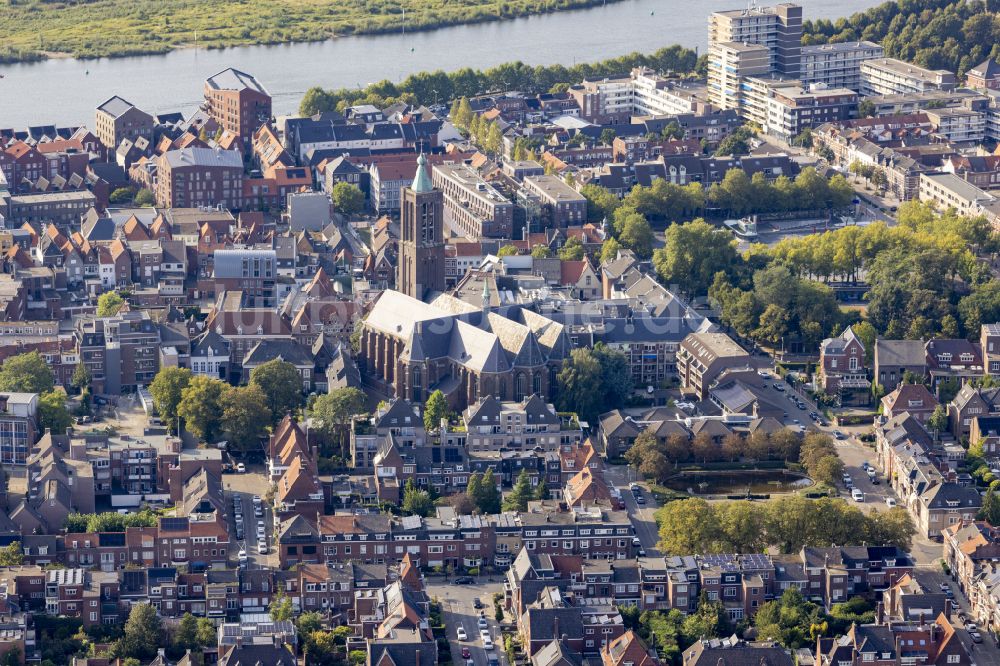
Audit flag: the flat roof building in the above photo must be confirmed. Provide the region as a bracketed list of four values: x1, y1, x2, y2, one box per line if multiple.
[860, 58, 957, 97]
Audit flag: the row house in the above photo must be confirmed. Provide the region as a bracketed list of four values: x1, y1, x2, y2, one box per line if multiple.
[44, 568, 119, 627]
[942, 521, 1000, 635]
[875, 412, 982, 538]
[816, 616, 971, 666]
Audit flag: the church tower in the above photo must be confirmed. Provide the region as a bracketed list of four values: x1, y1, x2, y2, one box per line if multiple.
[398, 153, 446, 301]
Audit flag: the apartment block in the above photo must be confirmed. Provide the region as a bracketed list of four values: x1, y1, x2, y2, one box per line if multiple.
[708, 3, 802, 76]
[860, 58, 958, 96]
[432, 162, 514, 239]
[520, 175, 588, 228]
[94, 96, 154, 153]
[155, 147, 244, 209]
[799, 41, 883, 91]
[676, 332, 751, 400]
[742, 78, 857, 141]
[707, 41, 772, 111]
[203, 69, 272, 150]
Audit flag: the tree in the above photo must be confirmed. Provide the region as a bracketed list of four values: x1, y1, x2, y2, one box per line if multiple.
[296, 611, 324, 637]
[176, 376, 226, 442]
[134, 188, 155, 207]
[599, 238, 622, 264]
[194, 617, 216, 648]
[503, 469, 535, 512]
[535, 476, 549, 500]
[402, 478, 433, 517]
[600, 128, 617, 146]
[580, 184, 621, 223]
[71, 362, 91, 392]
[979, 487, 1000, 525]
[309, 387, 367, 456]
[96, 291, 125, 317]
[928, 405, 948, 439]
[619, 213, 655, 259]
[424, 389, 448, 432]
[857, 99, 876, 118]
[113, 603, 161, 661]
[479, 468, 501, 513]
[270, 590, 293, 622]
[530, 245, 552, 259]
[331, 182, 365, 216]
[0, 351, 55, 394]
[654, 219, 738, 297]
[558, 236, 585, 261]
[173, 613, 199, 652]
[0, 541, 22, 566]
[38, 391, 72, 434]
[656, 499, 721, 555]
[109, 187, 136, 204]
[149, 367, 193, 432]
[593, 343, 633, 409]
[250, 359, 304, 420]
[557, 348, 604, 422]
[498, 244, 519, 257]
[220, 385, 272, 453]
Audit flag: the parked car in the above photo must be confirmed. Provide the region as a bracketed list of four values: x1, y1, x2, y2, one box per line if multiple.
[454, 576, 474, 585]
[885, 498, 896, 508]
[236, 463, 246, 473]
[832, 430, 846, 440]
[773, 383, 785, 392]
[478, 617, 488, 629]
[852, 488, 864, 502]
[473, 598, 484, 610]
[457, 627, 468, 641]
[635, 495, 646, 504]
[461, 647, 471, 659]
[257, 541, 267, 554]
[970, 631, 983, 643]
[237, 549, 247, 563]
[939, 583, 950, 592]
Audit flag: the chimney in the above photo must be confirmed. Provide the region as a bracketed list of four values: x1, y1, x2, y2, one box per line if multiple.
[553, 617, 559, 638]
[415, 649, 420, 666]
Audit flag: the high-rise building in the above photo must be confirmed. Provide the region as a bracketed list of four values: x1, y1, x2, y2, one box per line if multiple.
[398, 154, 446, 301]
[800, 41, 884, 91]
[708, 2, 802, 77]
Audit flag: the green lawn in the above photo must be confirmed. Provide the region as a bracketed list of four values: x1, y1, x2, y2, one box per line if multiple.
[0, 0, 621, 61]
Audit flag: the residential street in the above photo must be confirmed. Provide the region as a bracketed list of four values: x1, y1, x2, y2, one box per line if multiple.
[429, 578, 506, 666]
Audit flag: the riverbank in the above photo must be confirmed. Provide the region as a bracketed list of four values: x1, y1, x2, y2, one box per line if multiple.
[0, 0, 628, 63]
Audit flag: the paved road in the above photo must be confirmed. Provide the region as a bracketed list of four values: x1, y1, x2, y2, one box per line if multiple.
[223, 468, 276, 568]
[603, 465, 661, 557]
[912, 567, 1000, 666]
[428, 579, 506, 666]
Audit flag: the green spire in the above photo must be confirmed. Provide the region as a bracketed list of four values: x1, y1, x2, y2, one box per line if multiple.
[411, 152, 433, 193]
[482, 275, 491, 311]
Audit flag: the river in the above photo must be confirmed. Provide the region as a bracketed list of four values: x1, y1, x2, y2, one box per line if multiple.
[0, 0, 882, 128]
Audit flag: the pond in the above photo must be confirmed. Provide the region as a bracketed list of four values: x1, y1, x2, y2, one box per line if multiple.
[663, 469, 813, 496]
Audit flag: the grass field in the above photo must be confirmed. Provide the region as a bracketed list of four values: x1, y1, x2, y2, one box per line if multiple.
[0, 0, 623, 62]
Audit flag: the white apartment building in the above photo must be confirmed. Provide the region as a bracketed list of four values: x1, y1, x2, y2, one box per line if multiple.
[799, 41, 883, 91]
[707, 41, 772, 111]
[708, 2, 803, 76]
[860, 58, 957, 96]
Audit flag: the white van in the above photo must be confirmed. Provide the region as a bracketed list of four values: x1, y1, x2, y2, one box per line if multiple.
[852, 488, 864, 502]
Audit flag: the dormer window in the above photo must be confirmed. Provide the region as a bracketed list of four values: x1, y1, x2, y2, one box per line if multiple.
[938, 353, 952, 362]
[961, 353, 973, 363]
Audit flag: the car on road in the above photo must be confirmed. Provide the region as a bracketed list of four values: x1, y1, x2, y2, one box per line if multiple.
[852, 488, 865, 502]
[237, 549, 247, 563]
[473, 598, 484, 610]
[970, 631, 983, 643]
[481, 631, 493, 650]
[758, 371, 771, 379]
[236, 463, 246, 473]
[257, 541, 267, 554]
[832, 430, 846, 440]
[939, 583, 950, 592]
[635, 494, 646, 504]
[461, 647, 471, 659]
[454, 576, 474, 585]
[773, 383, 785, 392]
[862, 461, 872, 472]
[885, 498, 896, 508]
[478, 617, 488, 629]
[457, 627, 468, 641]
[966, 623, 978, 633]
